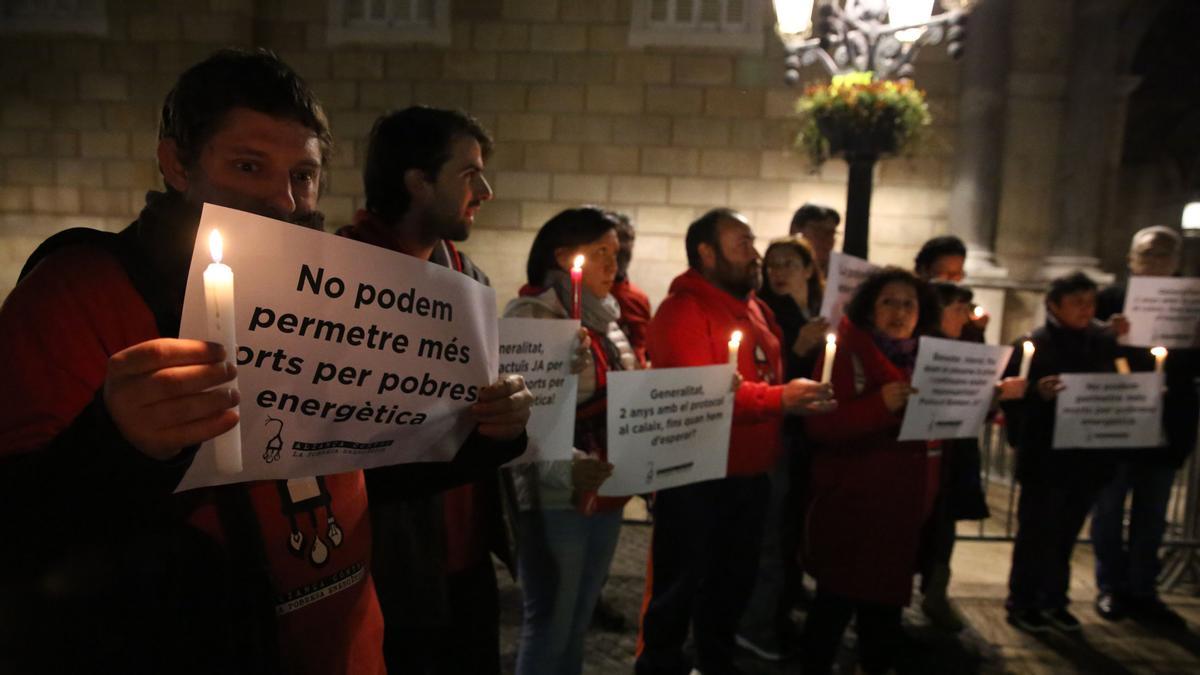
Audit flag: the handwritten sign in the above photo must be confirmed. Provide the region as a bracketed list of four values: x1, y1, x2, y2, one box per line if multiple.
[1122, 276, 1200, 348]
[600, 365, 734, 495]
[899, 337, 1013, 441]
[498, 317, 578, 464]
[1052, 372, 1165, 449]
[820, 252, 880, 327]
[176, 204, 499, 491]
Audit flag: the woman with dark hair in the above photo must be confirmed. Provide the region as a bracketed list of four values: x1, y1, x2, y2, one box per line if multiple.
[503, 207, 638, 675]
[801, 267, 941, 674]
[737, 236, 830, 660]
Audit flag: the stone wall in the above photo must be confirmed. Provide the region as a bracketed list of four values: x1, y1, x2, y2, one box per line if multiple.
[0, 0, 961, 310]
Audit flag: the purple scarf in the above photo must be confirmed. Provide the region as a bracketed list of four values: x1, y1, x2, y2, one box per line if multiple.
[871, 329, 919, 378]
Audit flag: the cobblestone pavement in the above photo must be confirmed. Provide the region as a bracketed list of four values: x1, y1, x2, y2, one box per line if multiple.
[496, 518, 1200, 674]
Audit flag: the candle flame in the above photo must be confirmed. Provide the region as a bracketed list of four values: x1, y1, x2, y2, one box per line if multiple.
[826, 332, 836, 345]
[1151, 346, 1168, 358]
[730, 330, 743, 345]
[572, 254, 585, 271]
[1023, 340, 1034, 351]
[973, 306, 985, 319]
[209, 229, 223, 264]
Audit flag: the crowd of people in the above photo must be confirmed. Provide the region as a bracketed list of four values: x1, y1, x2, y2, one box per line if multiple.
[1, 47, 1197, 675]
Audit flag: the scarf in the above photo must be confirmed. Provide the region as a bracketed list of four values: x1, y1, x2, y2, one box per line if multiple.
[870, 328, 919, 377]
[543, 268, 625, 369]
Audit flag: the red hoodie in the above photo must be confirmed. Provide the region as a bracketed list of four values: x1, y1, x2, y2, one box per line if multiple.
[646, 269, 785, 476]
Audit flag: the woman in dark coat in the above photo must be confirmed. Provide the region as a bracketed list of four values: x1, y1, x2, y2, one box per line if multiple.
[801, 267, 940, 675]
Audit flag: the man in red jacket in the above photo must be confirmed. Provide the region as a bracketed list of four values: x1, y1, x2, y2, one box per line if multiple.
[0, 50, 530, 675]
[636, 208, 834, 675]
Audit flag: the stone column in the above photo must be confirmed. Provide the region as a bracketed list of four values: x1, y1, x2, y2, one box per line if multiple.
[947, 0, 1012, 279]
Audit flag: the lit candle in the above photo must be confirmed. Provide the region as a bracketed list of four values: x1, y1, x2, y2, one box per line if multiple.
[570, 254, 584, 320]
[728, 330, 743, 366]
[204, 230, 242, 474]
[820, 333, 837, 384]
[1114, 357, 1131, 375]
[1152, 346, 1168, 374]
[973, 305, 985, 320]
[1018, 340, 1035, 381]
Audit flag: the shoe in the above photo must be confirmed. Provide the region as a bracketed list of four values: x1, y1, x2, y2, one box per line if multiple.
[735, 633, 800, 662]
[1007, 608, 1052, 634]
[1095, 592, 1126, 621]
[591, 597, 626, 632]
[1129, 597, 1187, 631]
[1045, 607, 1082, 632]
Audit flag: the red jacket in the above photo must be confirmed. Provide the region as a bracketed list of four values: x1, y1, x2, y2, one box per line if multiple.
[0, 244, 384, 675]
[803, 318, 941, 606]
[611, 277, 651, 367]
[646, 269, 785, 477]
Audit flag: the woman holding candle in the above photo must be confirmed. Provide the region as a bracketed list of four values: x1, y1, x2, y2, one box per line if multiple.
[999, 271, 1121, 634]
[801, 267, 940, 675]
[503, 207, 639, 675]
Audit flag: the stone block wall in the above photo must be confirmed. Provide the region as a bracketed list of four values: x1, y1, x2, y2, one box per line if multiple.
[0, 0, 962, 310]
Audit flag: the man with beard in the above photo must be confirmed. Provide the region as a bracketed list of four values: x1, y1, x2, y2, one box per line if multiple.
[636, 208, 835, 675]
[0, 53, 530, 675]
[335, 106, 518, 674]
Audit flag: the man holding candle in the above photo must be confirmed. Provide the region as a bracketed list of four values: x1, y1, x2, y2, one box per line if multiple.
[0, 51, 530, 675]
[637, 208, 835, 675]
[1089, 226, 1198, 628]
[1000, 272, 1122, 634]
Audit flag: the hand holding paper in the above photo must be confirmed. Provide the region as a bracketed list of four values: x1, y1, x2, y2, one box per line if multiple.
[571, 454, 614, 492]
[1036, 375, 1065, 401]
[104, 338, 240, 460]
[569, 328, 592, 375]
[881, 381, 916, 413]
[471, 374, 533, 441]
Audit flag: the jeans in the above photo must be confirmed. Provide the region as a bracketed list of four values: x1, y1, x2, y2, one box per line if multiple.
[1090, 462, 1177, 599]
[515, 507, 622, 675]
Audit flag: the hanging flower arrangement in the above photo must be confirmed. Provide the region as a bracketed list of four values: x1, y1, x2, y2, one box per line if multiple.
[795, 71, 932, 167]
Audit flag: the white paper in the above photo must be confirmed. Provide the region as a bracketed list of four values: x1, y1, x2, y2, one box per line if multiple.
[819, 252, 880, 327]
[898, 337, 1013, 441]
[1052, 372, 1165, 449]
[498, 317, 578, 465]
[176, 204, 499, 491]
[1121, 276, 1200, 348]
[599, 365, 734, 496]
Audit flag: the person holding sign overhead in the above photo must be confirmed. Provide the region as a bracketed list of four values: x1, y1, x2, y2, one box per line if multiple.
[1089, 226, 1198, 628]
[502, 207, 639, 675]
[999, 272, 1121, 635]
[0, 52, 530, 675]
[636, 209, 834, 675]
[800, 267, 940, 675]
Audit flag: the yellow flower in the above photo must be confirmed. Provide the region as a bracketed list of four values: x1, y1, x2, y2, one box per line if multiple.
[831, 70, 874, 90]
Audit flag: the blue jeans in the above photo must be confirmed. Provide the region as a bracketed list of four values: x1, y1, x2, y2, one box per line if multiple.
[1090, 462, 1177, 599]
[515, 507, 622, 675]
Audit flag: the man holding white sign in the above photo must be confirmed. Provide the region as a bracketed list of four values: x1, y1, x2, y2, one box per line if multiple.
[636, 209, 834, 675]
[0, 52, 528, 674]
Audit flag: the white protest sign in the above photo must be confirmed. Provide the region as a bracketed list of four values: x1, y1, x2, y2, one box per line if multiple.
[176, 204, 499, 491]
[1122, 276, 1200, 348]
[1052, 372, 1165, 449]
[599, 365, 734, 496]
[498, 318, 578, 465]
[820, 251, 880, 327]
[898, 337, 1013, 441]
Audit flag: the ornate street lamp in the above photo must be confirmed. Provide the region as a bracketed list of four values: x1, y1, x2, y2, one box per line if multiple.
[773, 0, 973, 259]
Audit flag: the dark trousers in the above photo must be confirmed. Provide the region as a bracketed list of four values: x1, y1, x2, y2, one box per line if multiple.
[636, 475, 769, 675]
[382, 559, 500, 675]
[1091, 462, 1178, 599]
[1007, 467, 1109, 611]
[801, 589, 903, 675]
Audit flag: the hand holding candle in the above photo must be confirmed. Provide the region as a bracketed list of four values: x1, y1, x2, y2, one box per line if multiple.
[203, 230, 242, 474]
[570, 254, 584, 320]
[820, 333, 837, 384]
[1018, 340, 1035, 381]
[728, 330, 743, 366]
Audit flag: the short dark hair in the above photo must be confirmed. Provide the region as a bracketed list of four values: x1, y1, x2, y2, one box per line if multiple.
[914, 235, 967, 272]
[930, 280, 974, 307]
[363, 106, 493, 222]
[763, 235, 824, 303]
[526, 207, 619, 286]
[789, 203, 840, 232]
[686, 208, 742, 269]
[1047, 271, 1097, 305]
[159, 48, 332, 181]
[844, 266, 938, 334]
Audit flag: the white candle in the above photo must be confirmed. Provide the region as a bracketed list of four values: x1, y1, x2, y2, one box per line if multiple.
[820, 333, 837, 384]
[728, 330, 743, 366]
[1114, 357, 1131, 375]
[1018, 340, 1035, 381]
[204, 229, 242, 474]
[1151, 346, 1168, 374]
